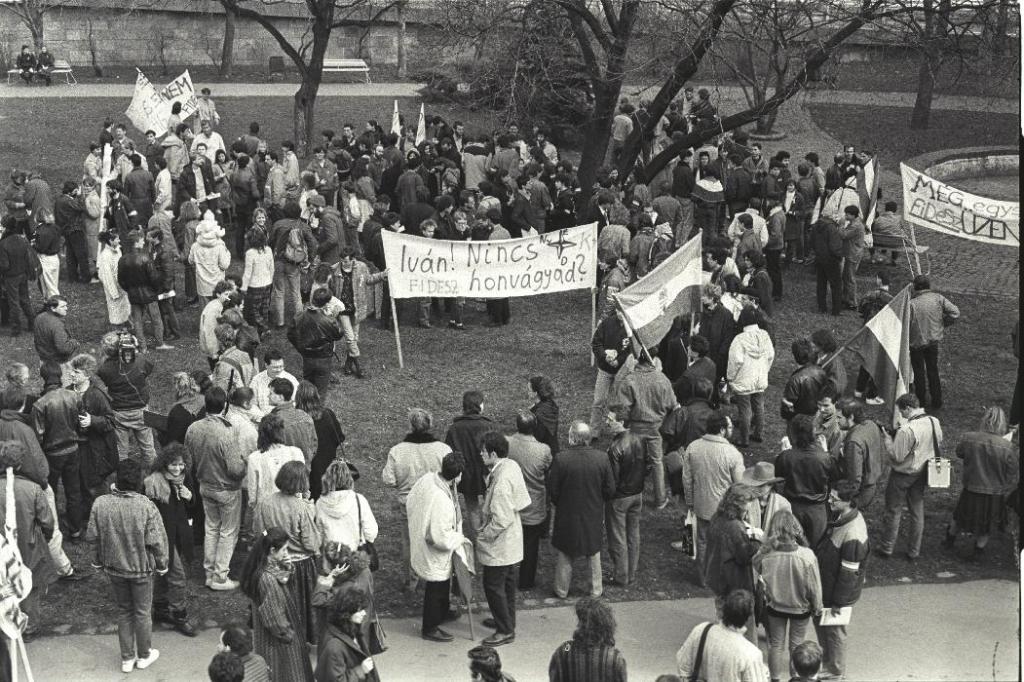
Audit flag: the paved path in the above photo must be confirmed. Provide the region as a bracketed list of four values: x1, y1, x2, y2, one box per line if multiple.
[3, 79, 1019, 112]
[0, 81, 424, 98]
[24, 579, 1018, 681]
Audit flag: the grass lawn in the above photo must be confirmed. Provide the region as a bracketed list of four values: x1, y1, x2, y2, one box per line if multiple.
[0, 97, 1017, 635]
[806, 105, 1020, 173]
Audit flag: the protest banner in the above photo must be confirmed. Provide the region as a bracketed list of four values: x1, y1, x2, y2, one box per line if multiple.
[900, 162, 1019, 248]
[381, 223, 598, 299]
[124, 68, 199, 135]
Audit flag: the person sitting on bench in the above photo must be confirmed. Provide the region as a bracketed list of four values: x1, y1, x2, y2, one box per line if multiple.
[16, 45, 36, 85]
[35, 45, 54, 86]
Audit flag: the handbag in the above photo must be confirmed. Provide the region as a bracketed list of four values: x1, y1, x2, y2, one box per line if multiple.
[367, 619, 388, 654]
[688, 623, 715, 682]
[356, 496, 379, 571]
[922, 416, 951, 489]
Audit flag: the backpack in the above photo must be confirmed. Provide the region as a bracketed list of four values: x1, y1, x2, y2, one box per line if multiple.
[283, 225, 308, 264]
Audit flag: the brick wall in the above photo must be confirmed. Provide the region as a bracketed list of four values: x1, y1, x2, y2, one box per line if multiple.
[0, 7, 432, 69]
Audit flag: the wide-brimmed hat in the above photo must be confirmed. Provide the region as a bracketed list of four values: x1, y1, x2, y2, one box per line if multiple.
[741, 461, 783, 487]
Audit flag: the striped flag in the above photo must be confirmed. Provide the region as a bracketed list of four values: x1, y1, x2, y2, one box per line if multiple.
[415, 103, 426, 145]
[613, 233, 702, 354]
[390, 99, 401, 137]
[838, 284, 914, 427]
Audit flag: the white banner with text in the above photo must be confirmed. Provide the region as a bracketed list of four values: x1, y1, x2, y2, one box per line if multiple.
[382, 224, 598, 299]
[900, 162, 1019, 248]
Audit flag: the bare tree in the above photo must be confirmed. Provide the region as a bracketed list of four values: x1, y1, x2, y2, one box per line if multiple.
[221, 7, 237, 77]
[0, 0, 52, 51]
[218, 0, 392, 154]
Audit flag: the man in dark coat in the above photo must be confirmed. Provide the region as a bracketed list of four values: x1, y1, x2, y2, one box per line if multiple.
[672, 334, 717, 405]
[117, 231, 170, 353]
[782, 337, 830, 427]
[287, 287, 343, 393]
[54, 181, 90, 283]
[700, 284, 736, 382]
[812, 216, 844, 315]
[0, 218, 38, 336]
[444, 390, 495, 538]
[547, 421, 615, 599]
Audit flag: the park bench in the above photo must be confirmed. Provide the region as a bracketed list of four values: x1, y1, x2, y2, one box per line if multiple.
[6, 59, 77, 85]
[321, 58, 371, 83]
[872, 232, 931, 275]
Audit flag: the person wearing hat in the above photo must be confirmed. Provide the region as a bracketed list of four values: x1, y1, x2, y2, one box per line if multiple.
[741, 462, 791, 534]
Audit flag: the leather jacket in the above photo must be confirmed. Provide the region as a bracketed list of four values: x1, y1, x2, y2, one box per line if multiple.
[782, 363, 829, 419]
[608, 430, 650, 498]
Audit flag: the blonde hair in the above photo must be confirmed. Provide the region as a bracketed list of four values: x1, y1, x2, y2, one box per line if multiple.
[321, 460, 354, 494]
[172, 371, 200, 401]
[764, 510, 807, 550]
[978, 406, 1008, 436]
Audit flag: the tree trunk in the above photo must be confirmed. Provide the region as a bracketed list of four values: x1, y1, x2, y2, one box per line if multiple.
[220, 8, 236, 77]
[28, 7, 44, 53]
[396, 0, 407, 78]
[910, 52, 936, 129]
[294, 78, 320, 157]
[577, 86, 618, 203]
[993, 0, 1009, 55]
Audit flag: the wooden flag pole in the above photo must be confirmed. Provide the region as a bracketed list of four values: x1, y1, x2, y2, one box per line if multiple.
[390, 298, 404, 369]
[590, 288, 597, 367]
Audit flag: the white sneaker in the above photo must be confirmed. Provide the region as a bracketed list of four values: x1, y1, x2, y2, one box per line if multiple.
[121, 658, 135, 673]
[136, 649, 160, 670]
[854, 391, 864, 398]
[208, 578, 240, 591]
[866, 397, 885, 406]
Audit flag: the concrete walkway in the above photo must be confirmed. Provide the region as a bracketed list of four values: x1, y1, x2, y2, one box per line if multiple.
[0, 81, 424, 99]
[24, 579, 1018, 681]
[2, 79, 1018, 112]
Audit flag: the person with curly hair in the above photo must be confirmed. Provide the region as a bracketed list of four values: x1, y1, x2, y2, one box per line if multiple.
[548, 597, 627, 682]
[528, 375, 560, 456]
[468, 645, 517, 682]
[702, 483, 762, 644]
[315, 588, 378, 682]
[239, 527, 314, 682]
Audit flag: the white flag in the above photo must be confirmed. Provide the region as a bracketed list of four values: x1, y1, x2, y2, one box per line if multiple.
[415, 103, 426, 145]
[391, 100, 401, 136]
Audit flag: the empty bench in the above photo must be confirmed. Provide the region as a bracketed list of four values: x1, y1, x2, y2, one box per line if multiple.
[6, 59, 77, 85]
[321, 58, 371, 83]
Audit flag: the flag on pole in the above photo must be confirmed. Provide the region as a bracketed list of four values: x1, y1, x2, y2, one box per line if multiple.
[391, 99, 401, 136]
[816, 157, 881, 227]
[415, 103, 426, 145]
[613, 232, 702, 354]
[837, 284, 914, 427]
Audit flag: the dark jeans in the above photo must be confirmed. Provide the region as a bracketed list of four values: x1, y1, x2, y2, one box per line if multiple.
[519, 523, 544, 589]
[486, 299, 511, 325]
[65, 231, 91, 282]
[856, 366, 877, 399]
[157, 298, 180, 339]
[790, 499, 828, 547]
[302, 356, 333, 393]
[765, 249, 783, 299]
[1, 275, 33, 332]
[482, 563, 518, 635]
[910, 343, 942, 408]
[233, 205, 253, 256]
[109, 575, 154, 662]
[815, 258, 842, 314]
[422, 578, 451, 633]
[47, 452, 82, 534]
[881, 469, 927, 557]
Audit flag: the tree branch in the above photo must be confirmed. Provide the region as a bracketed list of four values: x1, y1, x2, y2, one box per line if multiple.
[219, 0, 308, 71]
[553, 0, 612, 52]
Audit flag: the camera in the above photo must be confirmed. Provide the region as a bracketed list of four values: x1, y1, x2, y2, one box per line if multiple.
[116, 331, 139, 364]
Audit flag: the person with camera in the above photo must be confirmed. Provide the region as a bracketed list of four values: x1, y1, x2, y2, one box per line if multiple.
[96, 330, 159, 466]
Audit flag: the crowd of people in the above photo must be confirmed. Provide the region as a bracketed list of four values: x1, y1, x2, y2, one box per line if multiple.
[0, 84, 1018, 682]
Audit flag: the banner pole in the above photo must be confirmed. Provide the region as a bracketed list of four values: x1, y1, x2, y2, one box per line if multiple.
[908, 223, 922, 276]
[390, 298, 404, 369]
[590, 289, 597, 367]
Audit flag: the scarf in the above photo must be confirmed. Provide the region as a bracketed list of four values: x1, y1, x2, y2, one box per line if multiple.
[266, 555, 293, 585]
[145, 469, 186, 504]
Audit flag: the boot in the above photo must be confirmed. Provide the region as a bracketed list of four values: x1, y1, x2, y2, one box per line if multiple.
[170, 609, 197, 637]
[352, 357, 367, 379]
[342, 356, 353, 376]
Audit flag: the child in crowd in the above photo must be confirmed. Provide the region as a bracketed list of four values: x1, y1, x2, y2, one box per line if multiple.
[217, 624, 271, 682]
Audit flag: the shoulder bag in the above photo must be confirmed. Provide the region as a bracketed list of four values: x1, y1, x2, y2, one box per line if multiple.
[924, 416, 951, 488]
[356, 495, 379, 571]
[688, 623, 715, 682]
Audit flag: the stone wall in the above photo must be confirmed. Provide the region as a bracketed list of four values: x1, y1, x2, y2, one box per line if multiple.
[0, 6, 435, 70]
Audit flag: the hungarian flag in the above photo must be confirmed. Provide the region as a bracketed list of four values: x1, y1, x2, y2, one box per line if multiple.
[838, 284, 914, 427]
[613, 233, 702, 354]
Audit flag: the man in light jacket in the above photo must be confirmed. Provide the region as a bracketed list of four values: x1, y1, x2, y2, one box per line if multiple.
[908, 274, 959, 409]
[726, 306, 775, 447]
[505, 412, 552, 590]
[877, 393, 941, 561]
[839, 205, 866, 309]
[476, 431, 531, 647]
[407, 453, 467, 644]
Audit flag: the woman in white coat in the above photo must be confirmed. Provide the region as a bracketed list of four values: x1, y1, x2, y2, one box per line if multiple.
[406, 453, 467, 643]
[96, 230, 131, 328]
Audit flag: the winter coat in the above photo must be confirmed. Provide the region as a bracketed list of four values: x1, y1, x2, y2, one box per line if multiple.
[530, 398, 560, 456]
[315, 625, 377, 682]
[591, 314, 632, 375]
[54, 193, 86, 235]
[811, 218, 843, 263]
[32, 311, 79, 364]
[0, 474, 56, 590]
[0, 232, 36, 279]
[0, 412, 49, 489]
[702, 303, 736, 380]
[445, 413, 496, 499]
[754, 543, 823, 617]
[477, 458, 532, 566]
[77, 382, 119, 491]
[381, 433, 451, 504]
[612, 362, 677, 435]
[161, 133, 188, 180]
[97, 355, 153, 411]
[726, 324, 775, 395]
[703, 515, 758, 597]
[909, 289, 959, 349]
[188, 231, 231, 297]
[781, 364, 829, 419]
[814, 509, 868, 607]
[117, 249, 162, 305]
[681, 434, 745, 520]
[288, 307, 343, 359]
[548, 446, 615, 558]
[86, 489, 169, 579]
[315, 490, 378, 552]
[31, 387, 82, 457]
[143, 470, 197, 566]
[185, 415, 246, 493]
[462, 144, 490, 190]
[406, 473, 465, 582]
